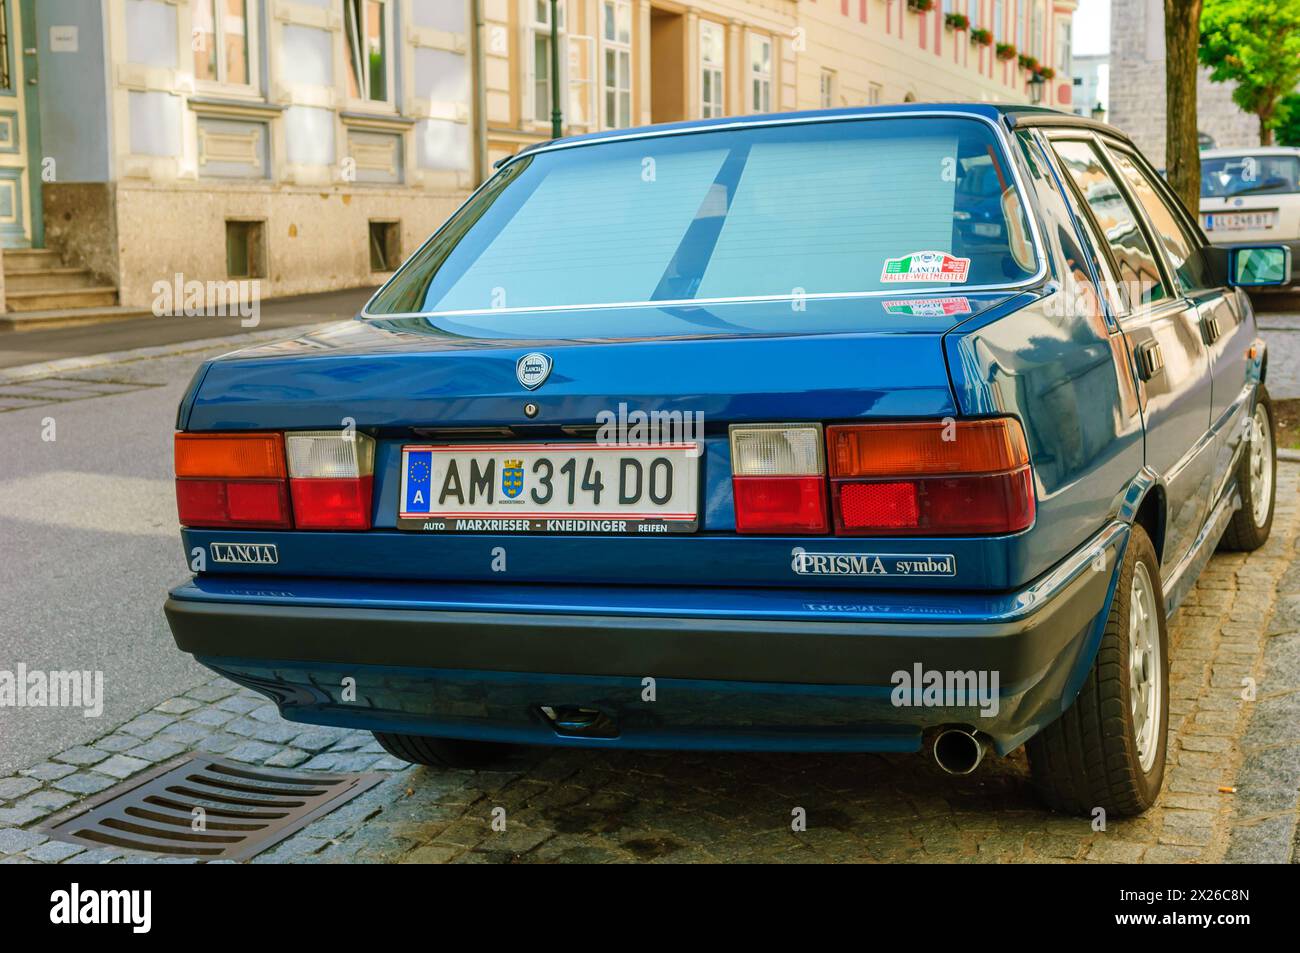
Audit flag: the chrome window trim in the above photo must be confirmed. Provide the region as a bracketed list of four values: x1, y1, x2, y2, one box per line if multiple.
[361, 110, 1050, 320]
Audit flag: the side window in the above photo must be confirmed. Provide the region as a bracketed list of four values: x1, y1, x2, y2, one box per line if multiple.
[1109, 149, 1212, 292]
[1016, 129, 1117, 326]
[1051, 139, 1168, 309]
[1057, 171, 1127, 318]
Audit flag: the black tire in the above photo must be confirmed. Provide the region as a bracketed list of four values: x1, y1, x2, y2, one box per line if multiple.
[1219, 385, 1276, 552]
[1026, 524, 1169, 816]
[373, 731, 517, 769]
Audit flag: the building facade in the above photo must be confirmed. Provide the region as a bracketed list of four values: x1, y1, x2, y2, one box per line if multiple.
[1108, 0, 1256, 165]
[4, 0, 476, 310]
[1069, 51, 1106, 118]
[1, 0, 1076, 314]
[483, 0, 1079, 166]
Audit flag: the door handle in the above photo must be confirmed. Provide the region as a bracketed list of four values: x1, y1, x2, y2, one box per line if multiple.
[1200, 314, 1221, 345]
[1136, 340, 1164, 380]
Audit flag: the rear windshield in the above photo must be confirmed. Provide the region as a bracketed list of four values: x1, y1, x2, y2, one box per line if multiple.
[1201, 154, 1300, 198]
[368, 116, 1040, 315]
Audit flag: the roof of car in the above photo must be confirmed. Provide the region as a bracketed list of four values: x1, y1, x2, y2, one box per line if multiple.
[510, 103, 1134, 160]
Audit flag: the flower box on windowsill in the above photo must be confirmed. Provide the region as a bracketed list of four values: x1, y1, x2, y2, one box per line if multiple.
[995, 43, 1018, 62]
[1037, 66, 1057, 81]
[970, 28, 993, 47]
[907, 0, 935, 12]
[1018, 54, 1040, 72]
[944, 13, 970, 31]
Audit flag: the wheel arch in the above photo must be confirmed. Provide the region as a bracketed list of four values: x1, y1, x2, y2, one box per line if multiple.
[1117, 467, 1167, 567]
[1133, 485, 1167, 566]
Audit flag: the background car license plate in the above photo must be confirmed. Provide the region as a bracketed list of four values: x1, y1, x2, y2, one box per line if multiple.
[397, 443, 701, 533]
[1202, 211, 1277, 231]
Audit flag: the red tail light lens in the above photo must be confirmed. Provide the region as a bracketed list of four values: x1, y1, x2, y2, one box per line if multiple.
[175, 479, 291, 528]
[837, 481, 919, 529]
[289, 476, 374, 530]
[175, 433, 291, 529]
[827, 419, 1035, 536]
[733, 476, 828, 534]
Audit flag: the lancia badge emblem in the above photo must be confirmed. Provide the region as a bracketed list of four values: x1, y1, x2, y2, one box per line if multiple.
[516, 352, 553, 390]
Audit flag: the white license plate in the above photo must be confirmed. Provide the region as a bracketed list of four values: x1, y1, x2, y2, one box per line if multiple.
[1202, 211, 1277, 231]
[397, 443, 701, 534]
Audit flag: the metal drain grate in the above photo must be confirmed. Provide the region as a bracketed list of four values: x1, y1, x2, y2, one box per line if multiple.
[41, 756, 383, 861]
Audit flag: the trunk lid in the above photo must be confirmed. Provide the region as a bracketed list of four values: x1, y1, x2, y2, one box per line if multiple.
[185, 294, 1024, 431]
[180, 293, 1036, 590]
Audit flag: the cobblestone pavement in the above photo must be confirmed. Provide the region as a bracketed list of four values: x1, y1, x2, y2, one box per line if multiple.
[2, 466, 1297, 865]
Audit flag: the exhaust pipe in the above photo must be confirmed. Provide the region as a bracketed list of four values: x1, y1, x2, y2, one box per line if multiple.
[932, 728, 986, 775]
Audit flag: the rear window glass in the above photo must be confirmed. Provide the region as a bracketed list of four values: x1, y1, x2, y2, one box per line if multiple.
[368, 116, 1041, 315]
[1201, 154, 1300, 198]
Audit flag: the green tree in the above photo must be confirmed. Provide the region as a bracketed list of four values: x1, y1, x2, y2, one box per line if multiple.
[1277, 92, 1300, 146]
[1200, 0, 1300, 146]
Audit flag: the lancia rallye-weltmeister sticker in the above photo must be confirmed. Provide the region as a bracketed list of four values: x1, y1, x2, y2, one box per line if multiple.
[882, 296, 973, 317]
[880, 251, 971, 284]
[791, 548, 956, 577]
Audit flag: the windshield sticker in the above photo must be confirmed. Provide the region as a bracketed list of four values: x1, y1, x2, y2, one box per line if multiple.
[881, 251, 971, 284]
[882, 297, 973, 317]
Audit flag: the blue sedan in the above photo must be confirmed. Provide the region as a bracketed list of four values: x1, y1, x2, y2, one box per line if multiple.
[165, 104, 1285, 816]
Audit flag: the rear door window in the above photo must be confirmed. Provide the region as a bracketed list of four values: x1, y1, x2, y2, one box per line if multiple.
[1108, 148, 1212, 293]
[1051, 138, 1169, 309]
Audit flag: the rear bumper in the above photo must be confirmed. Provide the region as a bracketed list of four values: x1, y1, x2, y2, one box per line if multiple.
[166, 523, 1128, 754]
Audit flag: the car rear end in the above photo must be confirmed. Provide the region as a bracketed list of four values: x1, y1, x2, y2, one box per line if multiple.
[1199, 149, 1300, 282]
[165, 110, 1128, 761]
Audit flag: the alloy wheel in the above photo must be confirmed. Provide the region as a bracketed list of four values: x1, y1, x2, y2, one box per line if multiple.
[1129, 560, 1162, 773]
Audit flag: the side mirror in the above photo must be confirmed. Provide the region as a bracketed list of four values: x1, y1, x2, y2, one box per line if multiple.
[1230, 244, 1292, 287]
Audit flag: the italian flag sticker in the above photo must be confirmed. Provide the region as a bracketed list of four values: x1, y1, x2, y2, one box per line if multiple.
[881, 251, 972, 283]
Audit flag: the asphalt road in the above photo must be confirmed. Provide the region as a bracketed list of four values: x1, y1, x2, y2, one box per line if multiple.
[0, 318, 364, 774]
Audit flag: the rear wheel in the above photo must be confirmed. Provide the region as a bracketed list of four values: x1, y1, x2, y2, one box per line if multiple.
[1026, 524, 1168, 816]
[373, 731, 517, 769]
[1219, 385, 1276, 552]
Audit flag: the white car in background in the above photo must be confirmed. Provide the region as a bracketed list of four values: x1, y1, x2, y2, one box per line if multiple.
[1200, 147, 1300, 281]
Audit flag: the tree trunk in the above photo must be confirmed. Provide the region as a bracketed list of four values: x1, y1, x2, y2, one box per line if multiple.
[1164, 0, 1203, 217]
[1262, 116, 1274, 146]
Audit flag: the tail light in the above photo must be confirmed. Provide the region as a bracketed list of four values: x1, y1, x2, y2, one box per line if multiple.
[174, 429, 375, 531]
[827, 419, 1034, 535]
[174, 433, 290, 529]
[729, 424, 828, 533]
[285, 431, 375, 529]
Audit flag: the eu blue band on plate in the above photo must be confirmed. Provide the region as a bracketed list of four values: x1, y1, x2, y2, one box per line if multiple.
[405, 451, 432, 512]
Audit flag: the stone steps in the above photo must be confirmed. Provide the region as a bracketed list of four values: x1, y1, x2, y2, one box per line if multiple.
[3, 246, 122, 323]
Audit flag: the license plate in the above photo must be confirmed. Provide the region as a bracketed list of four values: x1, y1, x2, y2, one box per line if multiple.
[397, 443, 701, 533]
[1202, 211, 1277, 231]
